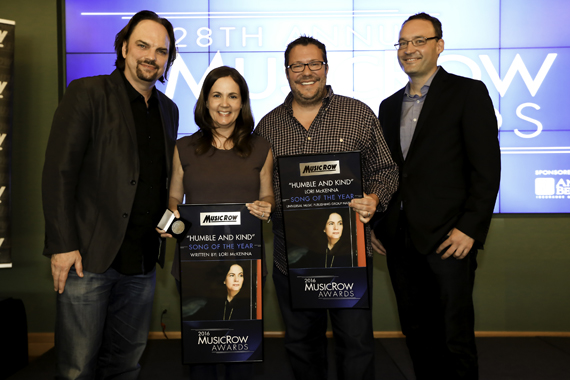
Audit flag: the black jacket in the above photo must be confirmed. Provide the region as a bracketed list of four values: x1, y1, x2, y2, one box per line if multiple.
[42, 69, 178, 272]
[374, 68, 501, 253]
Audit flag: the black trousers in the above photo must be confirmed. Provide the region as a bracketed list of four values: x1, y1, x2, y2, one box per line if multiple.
[385, 213, 479, 380]
[272, 261, 375, 380]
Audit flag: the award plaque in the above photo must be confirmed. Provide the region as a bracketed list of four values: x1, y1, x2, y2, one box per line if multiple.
[178, 204, 263, 364]
[277, 151, 370, 309]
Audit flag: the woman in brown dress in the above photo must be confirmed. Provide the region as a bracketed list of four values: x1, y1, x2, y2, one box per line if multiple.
[160, 66, 274, 380]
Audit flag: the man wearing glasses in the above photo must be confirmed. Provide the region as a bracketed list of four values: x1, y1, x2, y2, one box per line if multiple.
[255, 36, 398, 380]
[371, 12, 500, 379]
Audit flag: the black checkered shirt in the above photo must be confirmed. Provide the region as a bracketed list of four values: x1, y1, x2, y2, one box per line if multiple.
[255, 86, 399, 274]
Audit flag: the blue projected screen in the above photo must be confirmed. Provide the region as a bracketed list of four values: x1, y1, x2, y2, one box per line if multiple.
[63, 0, 570, 213]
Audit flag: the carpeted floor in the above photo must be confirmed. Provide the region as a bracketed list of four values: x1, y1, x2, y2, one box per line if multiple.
[8, 337, 570, 379]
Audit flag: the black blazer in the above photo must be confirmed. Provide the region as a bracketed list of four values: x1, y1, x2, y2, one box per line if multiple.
[375, 68, 500, 254]
[42, 69, 179, 272]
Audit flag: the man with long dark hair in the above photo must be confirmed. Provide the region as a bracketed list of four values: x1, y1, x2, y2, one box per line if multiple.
[42, 10, 178, 379]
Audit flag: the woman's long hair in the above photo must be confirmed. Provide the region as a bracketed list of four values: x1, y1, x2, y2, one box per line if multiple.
[193, 66, 255, 157]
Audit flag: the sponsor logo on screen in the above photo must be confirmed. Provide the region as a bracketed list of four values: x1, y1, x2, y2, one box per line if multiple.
[200, 212, 241, 226]
[299, 160, 340, 177]
[535, 178, 555, 196]
[534, 176, 570, 198]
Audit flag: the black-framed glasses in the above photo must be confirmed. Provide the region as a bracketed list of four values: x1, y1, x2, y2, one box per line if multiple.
[287, 61, 327, 73]
[394, 36, 439, 50]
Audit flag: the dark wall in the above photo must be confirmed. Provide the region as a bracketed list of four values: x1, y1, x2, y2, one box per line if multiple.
[0, 0, 61, 332]
[0, 0, 568, 334]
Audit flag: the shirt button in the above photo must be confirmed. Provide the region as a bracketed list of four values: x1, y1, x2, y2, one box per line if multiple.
[413, 118, 417, 122]
[122, 213, 128, 218]
[340, 138, 344, 142]
[131, 180, 136, 185]
[416, 100, 420, 103]
[307, 137, 311, 140]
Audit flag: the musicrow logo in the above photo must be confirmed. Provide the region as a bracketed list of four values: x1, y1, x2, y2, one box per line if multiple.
[299, 160, 340, 177]
[200, 212, 241, 226]
[535, 170, 570, 197]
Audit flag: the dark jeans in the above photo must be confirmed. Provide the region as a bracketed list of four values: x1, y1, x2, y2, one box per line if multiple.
[55, 267, 156, 380]
[272, 263, 375, 380]
[385, 214, 479, 380]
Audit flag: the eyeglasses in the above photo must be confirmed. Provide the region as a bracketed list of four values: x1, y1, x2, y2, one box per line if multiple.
[287, 61, 327, 73]
[394, 36, 439, 50]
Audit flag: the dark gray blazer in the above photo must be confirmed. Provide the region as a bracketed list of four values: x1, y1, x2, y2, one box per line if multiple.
[374, 68, 501, 253]
[42, 69, 179, 272]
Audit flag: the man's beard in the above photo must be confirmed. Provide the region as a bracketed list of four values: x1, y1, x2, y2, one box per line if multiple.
[136, 59, 160, 82]
[290, 75, 326, 107]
